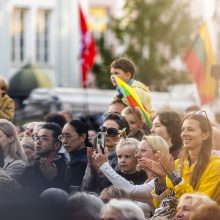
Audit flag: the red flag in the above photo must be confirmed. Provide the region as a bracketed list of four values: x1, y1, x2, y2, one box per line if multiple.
[79, 6, 97, 88]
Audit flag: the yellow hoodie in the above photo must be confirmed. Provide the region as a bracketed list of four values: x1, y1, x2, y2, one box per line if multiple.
[166, 155, 220, 204]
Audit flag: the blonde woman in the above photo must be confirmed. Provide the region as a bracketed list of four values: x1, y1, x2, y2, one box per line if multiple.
[0, 77, 15, 121]
[92, 135, 169, 207]
[0, 119, 27, 181]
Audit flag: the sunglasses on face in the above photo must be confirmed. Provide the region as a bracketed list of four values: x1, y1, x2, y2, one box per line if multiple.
[99, 126, 121, 137]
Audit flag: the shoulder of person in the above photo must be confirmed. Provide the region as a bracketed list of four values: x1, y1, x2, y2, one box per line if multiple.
[3, 157, 26, 171]
[1, 95, 15, 106]
[2, 94, 14, 102]
[0, 168, 12, 180]
[68, 157, 87, 167]
[131, 80, 150, 92]
[208, 155, 220, 168]
[10, 159, 26, 167]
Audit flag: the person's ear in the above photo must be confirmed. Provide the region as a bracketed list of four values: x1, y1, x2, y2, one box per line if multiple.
[202, 131, 210, 141]
[80, 133, 86, 142]
[54, 141, 61, 151]
[125, 72, 132, 80]
[8, 136, 14, 143]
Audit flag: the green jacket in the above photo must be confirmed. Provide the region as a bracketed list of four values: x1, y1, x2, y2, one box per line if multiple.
[0, 94, 15, 121]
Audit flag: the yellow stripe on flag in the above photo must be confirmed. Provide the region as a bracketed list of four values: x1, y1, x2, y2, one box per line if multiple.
[199, 22, 216, 98]
[115, 76, 152, 128]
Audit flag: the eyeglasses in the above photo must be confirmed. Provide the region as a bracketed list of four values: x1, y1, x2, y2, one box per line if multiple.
[58, 134, 74, 141]
[33, 136, 52, 142]
[100, 126, 121, 137]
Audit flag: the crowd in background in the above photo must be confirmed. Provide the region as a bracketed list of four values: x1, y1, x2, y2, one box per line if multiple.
[0, 57, 220, 220]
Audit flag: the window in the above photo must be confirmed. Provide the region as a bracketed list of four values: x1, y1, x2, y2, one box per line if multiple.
[36, 9, 50, 64]
[11, 8, 26, 63]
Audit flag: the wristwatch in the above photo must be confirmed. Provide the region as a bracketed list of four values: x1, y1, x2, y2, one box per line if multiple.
[167, 171, 182, 186]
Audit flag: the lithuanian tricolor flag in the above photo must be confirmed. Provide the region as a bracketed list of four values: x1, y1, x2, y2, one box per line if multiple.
[184, 22, 217, 105]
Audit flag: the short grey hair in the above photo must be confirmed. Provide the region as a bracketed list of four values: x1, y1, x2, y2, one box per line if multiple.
[100, 199, 145, 220]
[68, 192, 104, 220]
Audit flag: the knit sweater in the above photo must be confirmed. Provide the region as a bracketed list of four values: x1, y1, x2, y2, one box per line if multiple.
[0, 95, 15, 121]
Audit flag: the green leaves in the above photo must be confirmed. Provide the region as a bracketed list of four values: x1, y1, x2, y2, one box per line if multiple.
[93, 0, 198, 90]
[111, 0, 197, 90]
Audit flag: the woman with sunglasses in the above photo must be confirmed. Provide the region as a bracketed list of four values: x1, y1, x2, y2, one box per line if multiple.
[150, 111, 182, 159]
[141, 113, 220, 208]
[92, 135, 170, 216]
[81, 113, 129, 194]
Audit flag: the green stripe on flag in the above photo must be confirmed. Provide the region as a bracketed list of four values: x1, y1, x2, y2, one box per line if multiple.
[193, 36, 207, 69]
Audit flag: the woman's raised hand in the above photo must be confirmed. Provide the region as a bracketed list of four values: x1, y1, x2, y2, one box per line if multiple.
[91, 144, 108, 170]
[138, 157, 165, 178]
[87, 147, 100, 172]
[156, 151, 175, 175]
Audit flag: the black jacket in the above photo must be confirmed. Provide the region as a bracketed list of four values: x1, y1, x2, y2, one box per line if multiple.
[20, 154, 66, 194]
[63, 148, 88, 192]
[118, 169, 147, 185]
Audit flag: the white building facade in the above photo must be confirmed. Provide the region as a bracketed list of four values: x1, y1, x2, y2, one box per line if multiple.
[0, 0, 82, 87]
[0, 0, 219, 89]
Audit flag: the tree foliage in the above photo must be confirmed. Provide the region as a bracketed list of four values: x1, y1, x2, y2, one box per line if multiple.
[93, 34, 115, 89]
[94, 0, 199, 91]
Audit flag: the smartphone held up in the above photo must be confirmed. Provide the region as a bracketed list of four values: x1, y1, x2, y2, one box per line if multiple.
[96, 131, 105, 154]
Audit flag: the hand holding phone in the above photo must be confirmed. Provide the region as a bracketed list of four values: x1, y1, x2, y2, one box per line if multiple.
[96, 132, 105, 154]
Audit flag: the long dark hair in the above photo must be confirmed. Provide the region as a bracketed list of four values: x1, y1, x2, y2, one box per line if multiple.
[158, 111, 183, 152]
[69, 120, 93, 148]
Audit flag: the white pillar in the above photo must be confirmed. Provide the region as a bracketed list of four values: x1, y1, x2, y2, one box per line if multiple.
[0, 0, 10, 79]
[25, 7, 36, 64]
[56, 0, 81, 87]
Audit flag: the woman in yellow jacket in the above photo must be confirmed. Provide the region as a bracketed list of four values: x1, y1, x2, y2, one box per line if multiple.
[138, 111, 220, 205]
[0, 77, 15, 121]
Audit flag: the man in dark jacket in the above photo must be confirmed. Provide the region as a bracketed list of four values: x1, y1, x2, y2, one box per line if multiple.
[20, 122, 66, 194]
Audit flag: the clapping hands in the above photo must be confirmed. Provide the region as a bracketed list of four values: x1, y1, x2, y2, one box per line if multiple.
[40, 158, 58, 180]
[137, 152, 175, 178]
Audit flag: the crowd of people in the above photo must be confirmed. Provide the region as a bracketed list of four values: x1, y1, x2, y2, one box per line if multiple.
[0, 57, 220, 220]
